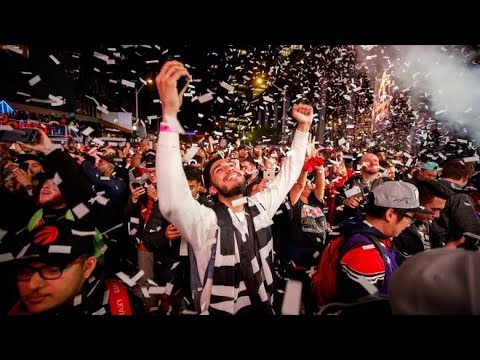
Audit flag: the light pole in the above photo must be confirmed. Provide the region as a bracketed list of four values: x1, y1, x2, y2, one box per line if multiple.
[135, 78, 153, 123]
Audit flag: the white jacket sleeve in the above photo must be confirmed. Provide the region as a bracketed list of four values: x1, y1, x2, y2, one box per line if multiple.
[254, 130, 309, 219]
[155, 131, 217, 252]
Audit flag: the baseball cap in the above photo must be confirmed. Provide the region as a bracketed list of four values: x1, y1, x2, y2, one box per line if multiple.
[14, 221, 99, 267]
[372, 181, 435, 214]
[389, 248, 480, 314]
[421, 161, 439, 171]
[17, 153, 44, 165]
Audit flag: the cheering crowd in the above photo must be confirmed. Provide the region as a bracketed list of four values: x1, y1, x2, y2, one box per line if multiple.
[1, 60, 480, 316]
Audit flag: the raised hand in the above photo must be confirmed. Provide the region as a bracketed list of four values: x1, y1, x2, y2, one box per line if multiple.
[16, 128, 54, 155]
[155, 60, 192, 117]
[292, 104, 314, 133]
[305, 134, 316, 162]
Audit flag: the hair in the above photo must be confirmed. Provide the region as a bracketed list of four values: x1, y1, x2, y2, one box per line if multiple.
[202, 155, 223, 190]
[441, 158, 475, 180]
[184, 164, 203, 184]
[379, 159, 394, 169]
[416, 180, 450, 204]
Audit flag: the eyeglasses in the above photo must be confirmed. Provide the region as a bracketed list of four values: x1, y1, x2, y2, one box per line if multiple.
[16, 257, 85, 281]
[395, 211, 415, 224]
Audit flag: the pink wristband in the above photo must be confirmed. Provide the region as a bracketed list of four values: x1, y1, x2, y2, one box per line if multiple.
[159, 122, 173, 132]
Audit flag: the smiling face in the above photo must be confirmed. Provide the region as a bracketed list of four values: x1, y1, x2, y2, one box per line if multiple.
[414, 196, 446, 223]
[209, 159, 246, 198]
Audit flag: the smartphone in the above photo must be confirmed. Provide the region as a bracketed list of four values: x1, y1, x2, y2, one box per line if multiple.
[131, 182, 142, 189]
[177, 75, 189, 94]
[0, 128, 38, 143]
[263, 168, 275, 181]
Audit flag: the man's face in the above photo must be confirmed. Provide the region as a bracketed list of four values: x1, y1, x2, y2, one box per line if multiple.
[414, 196, 446, 223]
[96, 159, 114, 176]
[240, 161, 257, 179]
[146, 168, 157, 184]
[219, 138, 227, 148]
[188, 179, 201, 198]
[23, 160, 43, 177]
[210, 159, 245, 197]
[16, 257, 94, 314]
[37, 179, 65, 208]
[360, 154, 380, 175]
[389, 210, 416, 237]
[417, 169, 437, 181]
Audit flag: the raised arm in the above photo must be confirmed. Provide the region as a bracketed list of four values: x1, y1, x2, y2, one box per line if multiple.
[155, 60, 217, 251]
[255, 104, 313, 218]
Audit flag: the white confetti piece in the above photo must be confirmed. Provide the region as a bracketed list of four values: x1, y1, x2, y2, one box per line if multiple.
[116, 272, 137, 287]
[463, 156, 479, 163]
[49, 54, 60, 65]
[16, 243, 30, 259]
[16, 91, 31, 97]
[93, 51, 109, 62]
[170, 262, 180, 270]
[281, 279, 302, 315]
[82, 127, 94, 136]
[52, 172, 63, 186]
[130, 270, 145, 284]
[28, 75, 41, 86]
[71, 229, 96, 237]
[0, 253, 14, 263]
[102, 289, 109, 305]
[179, 238, 188, 256]
[71, 202, 90, 219]
[121, 79, 135, 88]
[198, 93, 214, 104]
[165, 282, 174, 295]
[73, 294, 82, 307]
[97, 105, 109, 115]
[48, 245, 72, 254]
[141, 286, 150, 298]
[231, 197, 248, 207]
[92, 307, 106, 315]
[148, 286, 165, 294]
[220, 81, 235, 92]
[0, 228, 7, 242]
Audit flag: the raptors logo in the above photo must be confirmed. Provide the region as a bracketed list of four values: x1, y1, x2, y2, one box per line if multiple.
[33, 226, 60, 246]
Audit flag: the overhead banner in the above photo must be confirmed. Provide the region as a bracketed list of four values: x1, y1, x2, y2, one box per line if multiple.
[371, 70, 393, 132]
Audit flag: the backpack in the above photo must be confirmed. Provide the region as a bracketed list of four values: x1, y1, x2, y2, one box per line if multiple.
[311, 232, 385, 307]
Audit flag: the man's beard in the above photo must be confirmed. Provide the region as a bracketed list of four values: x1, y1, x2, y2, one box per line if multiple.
[216, 180, 246, 198]
[37, 192, 66, 208]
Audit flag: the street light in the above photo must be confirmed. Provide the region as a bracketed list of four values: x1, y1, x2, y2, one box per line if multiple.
[135, 78, 153, 123]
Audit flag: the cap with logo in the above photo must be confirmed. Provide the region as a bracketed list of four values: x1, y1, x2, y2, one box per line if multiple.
[372, 181, 435, 214]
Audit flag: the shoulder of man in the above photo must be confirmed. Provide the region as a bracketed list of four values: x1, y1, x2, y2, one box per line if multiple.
[339, 233, 385, 279]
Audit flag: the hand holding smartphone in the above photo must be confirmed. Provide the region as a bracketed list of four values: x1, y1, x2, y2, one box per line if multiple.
[0, 128, 38, 143]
